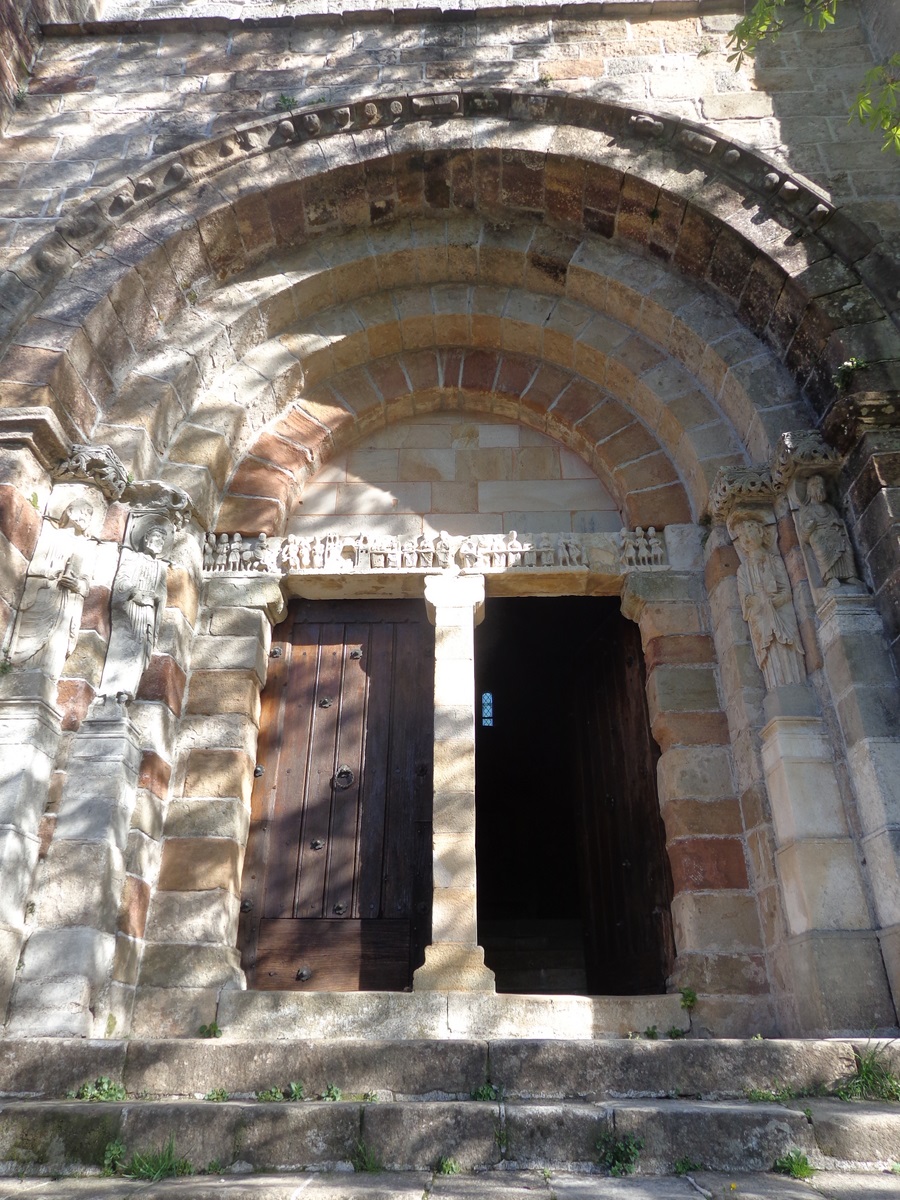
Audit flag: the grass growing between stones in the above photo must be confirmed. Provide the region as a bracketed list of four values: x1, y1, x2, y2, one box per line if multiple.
[835, 1044, 900, 1101]
[596, 1131, 643, 1177]
[351, 1140, 383, 1173]
[436, 1155, 460, 1174]
[773, 1149, 815, 1180]
[123, 1136, 194, 1181]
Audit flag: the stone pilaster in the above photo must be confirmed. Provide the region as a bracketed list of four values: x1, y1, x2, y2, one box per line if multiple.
[7, 704, 141, 1036]
[131, 573, 281, 1036]
[816, 589, 900, 1016]
[413, 573, 494, 993]
[624, 543, 772, 1038]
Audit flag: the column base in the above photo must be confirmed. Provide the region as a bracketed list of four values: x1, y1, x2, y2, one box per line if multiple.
[412, 943, 496, 993]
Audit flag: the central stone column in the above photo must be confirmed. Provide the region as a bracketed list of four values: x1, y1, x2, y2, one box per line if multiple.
[413, 573, 495, 993]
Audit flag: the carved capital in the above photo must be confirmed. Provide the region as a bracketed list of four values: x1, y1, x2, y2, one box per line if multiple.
[708, 465, 775, 524]
[122, 479, 193, 528]
[771, 429, 842, 491]
[54, 443, 128, 499]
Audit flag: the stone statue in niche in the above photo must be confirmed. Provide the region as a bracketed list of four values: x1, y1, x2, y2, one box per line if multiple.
[8, 498, 98, 677]
[796, 474, 859, 587]
[98, 516, 171, 703]
[728, 512, 805, 690]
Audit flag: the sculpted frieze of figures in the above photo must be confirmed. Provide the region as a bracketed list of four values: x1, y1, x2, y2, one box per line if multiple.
[202, 527, 670, 576]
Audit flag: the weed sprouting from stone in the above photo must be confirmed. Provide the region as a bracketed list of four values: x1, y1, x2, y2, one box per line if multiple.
[674, 1156, 702, 1175]
[643, 1025, 659, 1040]
[746, 1083, 796, 1103]
[667, 1026, 686, 1039]
[835, 1042, 900, 1101]
[773, 1149, 815, 1179]
[351, 1140, 383, 1172]
[596, 1131, 643, 1177]
[286, 1081, 305, 1101]
[199, 1020, 222, 1038]
[471, 1081, 503, 1101]
[436, 1155, 460, 1174]
[205, 1088, 229, 1102]
[256, 1086, 284, 1102]
[101, 1139, 126, 1176]
[679, 987, 697, 1011]
[123, 1136, 193, 1181]
[322, 1083, 342, 1101]
[69, 1076, 126, 1102]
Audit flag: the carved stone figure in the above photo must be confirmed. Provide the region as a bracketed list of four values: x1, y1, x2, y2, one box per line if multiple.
[506, 531, 522, 568]
[417, 534, 434, 568]
[620, 529, 637, 568]
[728, 513, 805, 690]
[522, 534, 536, 568]
[648, 527, 665, 567]
[214, 533, 229, 572]
[202, 532, 216, 571]
[458, 536, 478, 569]
[797, 475, 858, 586]
[227, 533, 242, 571]
[538, 533, 554, 566]
[634, 527, 651, 567]
[402, 539, 418, 568]
[98, 518, 170, 703]
[434, 531, 452, 570]
[8, 499, 97, 677]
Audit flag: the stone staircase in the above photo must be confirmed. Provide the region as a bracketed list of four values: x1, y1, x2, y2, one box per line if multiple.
[1, 1032, 899, 1192]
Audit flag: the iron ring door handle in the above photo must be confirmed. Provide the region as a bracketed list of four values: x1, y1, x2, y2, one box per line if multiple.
[333, 765, 354, 789]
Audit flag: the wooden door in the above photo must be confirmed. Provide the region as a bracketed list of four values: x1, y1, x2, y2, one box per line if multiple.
[572, 609, 675, 994]
[239, 599, 434, 991]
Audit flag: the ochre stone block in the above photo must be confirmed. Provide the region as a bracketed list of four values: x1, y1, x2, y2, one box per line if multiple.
[165, 566, 198, 627]
[158, 837, 242, 894]
[651, 711, 730, 751]
[704, 541, 740, 594]
[644, 635, 716, 669]
[136, 654, 186, 715]
[186, 670, 261, 719]
[669, 836, 749, 892]
[81, 585, 111, 639]
[626, 483, 692, 528]
[216, 495, 283, 536]
[138, 750, 171, 801]
[183, 748, 254, 801]
[118, 874, 151, 939]
[0, 484, 41, 558]
[229, 456, 296, 506]
[662, 798, 743, 840]
[100, 503, 129, 544]
[56, 678, 94, 732]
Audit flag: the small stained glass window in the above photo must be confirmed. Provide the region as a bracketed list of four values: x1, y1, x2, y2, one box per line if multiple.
[481, 691, 494, 727]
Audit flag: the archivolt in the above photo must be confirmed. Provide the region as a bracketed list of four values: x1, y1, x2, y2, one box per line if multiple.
[1, 89, 893, 526]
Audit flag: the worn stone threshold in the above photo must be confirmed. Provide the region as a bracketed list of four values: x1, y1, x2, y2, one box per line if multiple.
[214, 989, 688, 1039]
[43, 0, 741, 36]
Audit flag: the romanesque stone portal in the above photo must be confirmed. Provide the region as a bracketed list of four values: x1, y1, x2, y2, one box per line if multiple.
[0, 0, 899, 1043]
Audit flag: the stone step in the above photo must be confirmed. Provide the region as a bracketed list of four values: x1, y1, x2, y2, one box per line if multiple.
[0, 1037, 858, 1102]
[797, 1097, 900, 1162]
[0, 1170, 893, 1199]
[0, 1098, 816, 1176]
[214, 990, 689, 1040]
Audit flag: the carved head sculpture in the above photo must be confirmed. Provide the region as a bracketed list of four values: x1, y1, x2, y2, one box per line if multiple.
[60, 498, 94, 535]
[806, 474, 827, 504]
[140, 524, 168, 559]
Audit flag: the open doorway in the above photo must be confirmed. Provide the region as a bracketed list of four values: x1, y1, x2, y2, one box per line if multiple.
[474, 597, 675, 996]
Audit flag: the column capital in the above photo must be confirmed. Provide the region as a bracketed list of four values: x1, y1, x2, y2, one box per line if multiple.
[423, 573, 485, 625]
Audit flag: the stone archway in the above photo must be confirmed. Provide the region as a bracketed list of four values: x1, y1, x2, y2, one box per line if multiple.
[2, 89, 899, 1039]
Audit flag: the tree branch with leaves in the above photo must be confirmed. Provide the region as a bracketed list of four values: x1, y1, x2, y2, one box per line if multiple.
[728, 0, 900, 153]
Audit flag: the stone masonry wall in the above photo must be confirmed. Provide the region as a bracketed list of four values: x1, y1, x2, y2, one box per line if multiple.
[1, 1, 898, 279]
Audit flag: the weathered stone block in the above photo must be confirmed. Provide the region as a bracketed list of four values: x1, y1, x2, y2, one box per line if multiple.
[363, 1100, 500, 1171]
[157, 836, 242, 894]
[182, 748, 254, 802]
